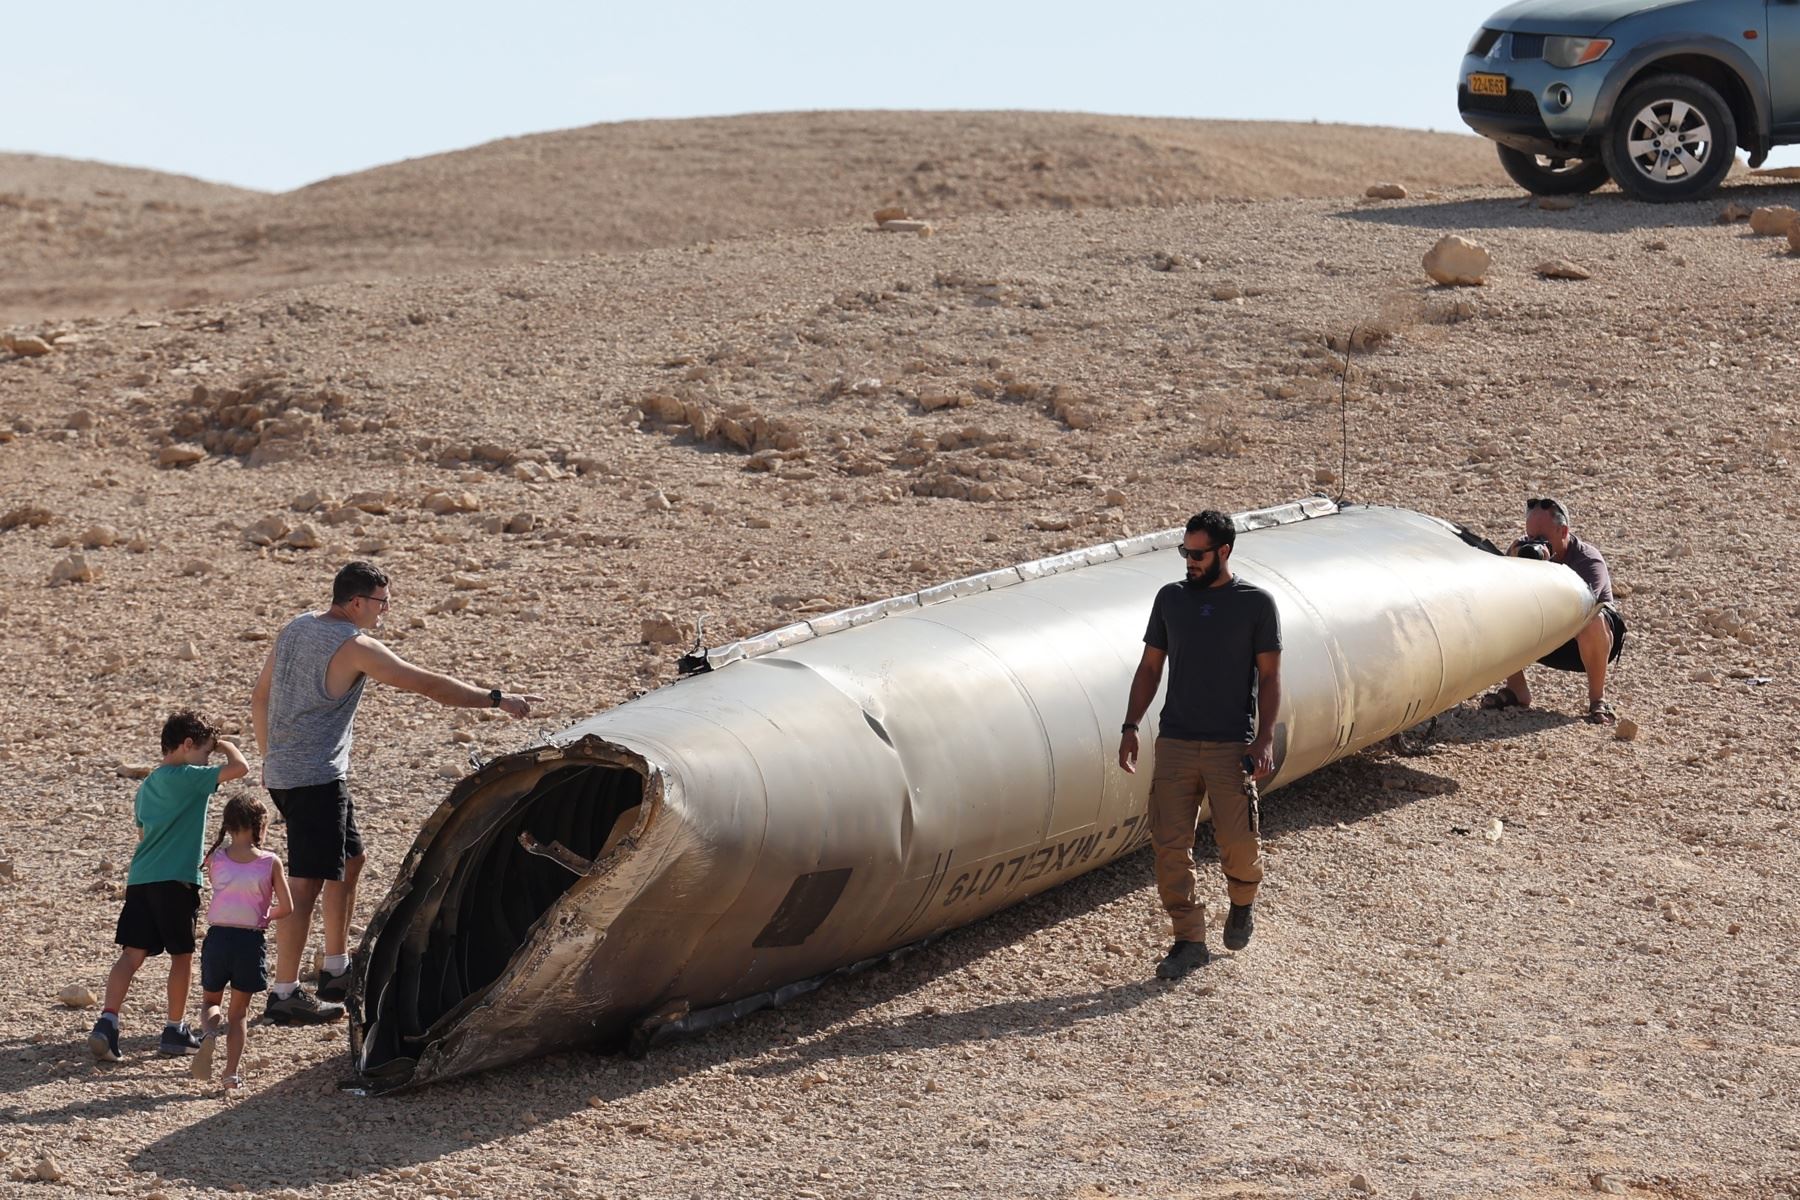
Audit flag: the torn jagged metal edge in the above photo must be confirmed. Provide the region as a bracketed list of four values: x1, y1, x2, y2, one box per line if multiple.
[686, 496, 1340, 675]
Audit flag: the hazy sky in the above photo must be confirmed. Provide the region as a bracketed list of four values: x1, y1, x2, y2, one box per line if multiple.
[6, 0, 1796, 192]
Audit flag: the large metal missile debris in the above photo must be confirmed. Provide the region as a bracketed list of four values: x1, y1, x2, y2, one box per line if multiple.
[347, 499, 1597, 1089]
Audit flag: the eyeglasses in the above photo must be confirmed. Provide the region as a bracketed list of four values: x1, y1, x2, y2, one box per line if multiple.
[1178, 545, 1219, 560]
[358, 593, 391, 609]
[1526, 498, 1566, 516]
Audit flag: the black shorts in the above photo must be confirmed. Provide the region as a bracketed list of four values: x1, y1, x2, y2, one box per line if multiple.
[268, 780, 364, 881]
[115, 881, 200, 956]
[200, 925, 269, 994]
[1538, 605, 1626, 673]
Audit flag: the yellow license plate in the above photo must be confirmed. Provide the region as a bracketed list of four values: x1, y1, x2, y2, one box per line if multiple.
[1468, 73, 1508, 97]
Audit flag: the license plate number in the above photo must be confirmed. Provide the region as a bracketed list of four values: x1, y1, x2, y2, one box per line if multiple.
[1468, 73, 1508, 97]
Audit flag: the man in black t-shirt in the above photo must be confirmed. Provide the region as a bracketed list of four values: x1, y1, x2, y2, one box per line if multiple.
[1119, 510, 1282, 981]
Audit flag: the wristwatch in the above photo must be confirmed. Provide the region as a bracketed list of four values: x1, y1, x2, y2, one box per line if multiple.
[1120, 722, 1138, 733]
[488, 689, 503, 707]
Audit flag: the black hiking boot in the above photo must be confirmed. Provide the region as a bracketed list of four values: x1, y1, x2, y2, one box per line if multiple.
[264, 987, 345, 1025]
[316, 963, 352, 1003]
[1224, 902, 1255, 951]
[1154, 940, 1211, 981]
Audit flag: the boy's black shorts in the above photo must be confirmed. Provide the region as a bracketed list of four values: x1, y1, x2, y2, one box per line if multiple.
[268, 779, 363, 881]
[200, 925, 269, 994]
[115, 881, 200, 956]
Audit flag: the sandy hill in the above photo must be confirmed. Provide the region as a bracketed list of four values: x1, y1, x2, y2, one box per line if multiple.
[2, 166, 1799, 1196]
[2, 112, 1509, 322]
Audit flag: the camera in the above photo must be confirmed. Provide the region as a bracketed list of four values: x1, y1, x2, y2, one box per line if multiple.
[1515, 537, 1552, 562]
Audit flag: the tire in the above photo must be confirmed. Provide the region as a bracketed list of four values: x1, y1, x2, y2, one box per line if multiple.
[1495, 145, 1611, 196]
[1600, 74, 1737, 203]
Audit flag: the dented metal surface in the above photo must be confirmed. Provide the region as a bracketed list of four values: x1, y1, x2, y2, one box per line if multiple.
[348, 501, 1597, 1089]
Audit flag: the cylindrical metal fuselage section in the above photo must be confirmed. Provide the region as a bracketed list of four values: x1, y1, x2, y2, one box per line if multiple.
[353, 503, 1596, 1087]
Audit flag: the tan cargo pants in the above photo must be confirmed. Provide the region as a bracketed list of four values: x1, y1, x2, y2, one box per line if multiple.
[1147, 737, 1264, 942]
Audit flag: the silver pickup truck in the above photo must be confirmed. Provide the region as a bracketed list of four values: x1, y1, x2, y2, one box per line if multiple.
[1459, 0, 1800, 201]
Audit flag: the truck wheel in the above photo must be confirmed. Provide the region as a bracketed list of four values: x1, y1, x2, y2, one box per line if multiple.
[1495, 145, 1611, 195]
[1601, 74, 1737, 203]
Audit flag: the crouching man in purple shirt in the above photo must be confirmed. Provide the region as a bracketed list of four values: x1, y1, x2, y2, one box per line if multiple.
[1481, 496, 1626, 725]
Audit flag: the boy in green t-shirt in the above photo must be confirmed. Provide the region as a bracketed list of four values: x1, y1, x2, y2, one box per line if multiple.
[88, 711, 249, 1062]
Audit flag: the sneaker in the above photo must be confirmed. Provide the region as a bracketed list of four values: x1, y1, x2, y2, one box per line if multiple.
[1224, 902, 1255, 951]
[263, 987, 345, 1025]
[190, 1025, 217, 1081]
[87, 1017, 121, 1062]
[316, 963, 352, 1003]
[158, 1021, 203, 1057]
[1154, 940, 1211, 981]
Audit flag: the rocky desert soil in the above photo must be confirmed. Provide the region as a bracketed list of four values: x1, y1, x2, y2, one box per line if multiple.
[1, 113, 1797, 1200]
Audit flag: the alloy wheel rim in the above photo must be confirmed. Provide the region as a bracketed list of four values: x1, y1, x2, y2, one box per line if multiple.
[1625, 99, 1713, 184]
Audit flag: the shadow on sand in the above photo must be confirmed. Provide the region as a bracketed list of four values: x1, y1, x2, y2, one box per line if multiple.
[1330, 177, 1800, 233]
[118, 744, 1475, 1189]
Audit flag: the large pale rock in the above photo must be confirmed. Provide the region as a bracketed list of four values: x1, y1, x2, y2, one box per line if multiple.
[1365, 182, 1407, 200]
[48, 554, 95, 586]
[242, 514, 289, 546]
[57, 984, 96, 1008]
[80, 524, 119, 549]
[641, 612, 691, 646]
[1423, 235, 1490, 286]
[157, 443, 206, 468]
[1, 504, 52, 530]
[872, 205, 908, 224]
[1, 333, 53, 357]
[879, 219, 934, 236]
[281, 522, 322, 550]
[1749, 206, 1798, 236]
[1536, 258, 1592, 281]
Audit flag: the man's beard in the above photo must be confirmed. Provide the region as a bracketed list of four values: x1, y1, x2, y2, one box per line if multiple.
[1185, 559, 1223, 588]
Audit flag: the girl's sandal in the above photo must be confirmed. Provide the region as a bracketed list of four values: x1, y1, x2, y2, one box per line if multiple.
[1479, 686, 1525, 711]
[1586, 699, 1618, 725]
[221, 1074, 242, 1094]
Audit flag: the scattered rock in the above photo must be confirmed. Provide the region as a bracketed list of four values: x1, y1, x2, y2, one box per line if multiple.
[281, 522, 322, 550]
[879, 219, 934, 236]
[157, 443, 206, 468]
[181, 558, 215, 577]
[436, 765, 462, 781]
[1, 333, 54, 357]
[505, 512, 537, 535]
[0, 859, 13, 881]
[57, 984, 96, 1008]
[1590, 1174, 1627, 1196]
[1210, 284, 1243, 302]
[1483, 818, 1505, 844]
[178, 639, 199, 661]
[1349, 1173, 1374, 1194]
[645, 489, 673, 512]
[1718, 202, 1753, 224]
[242, 514, 290, 546]
[1, 505, 53, 531]
[126, 532, 152, 553]
[1536, 258, 1591, 281]
[1748, 206, 1798, 237]
[1614, 717, 1640, 742]
[872, 206, 908, 224]
[27, 1155, 61, 1183]
[918, 390, 972, 413]
[117, 762, 154, 780]
[1423, 235, 1490, 286]
[1365, 182, 1407, 200]
[1537, 195, 1577, 211]
[423, 490, 481, 515]
[80, 523, 120, 549]
[641, 613, 691, 645]
[290, 488, 337, 512]
[48, 554, 95, 586]
[66, 409, 96, 431]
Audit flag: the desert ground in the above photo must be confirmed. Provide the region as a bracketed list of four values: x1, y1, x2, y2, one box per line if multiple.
[1, 112, 1798, 1200]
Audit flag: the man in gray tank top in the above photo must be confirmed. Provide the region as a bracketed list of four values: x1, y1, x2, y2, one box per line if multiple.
[251, 561, 544, 1023]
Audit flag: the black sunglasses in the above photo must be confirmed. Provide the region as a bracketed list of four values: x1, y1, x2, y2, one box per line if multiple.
[1178, 545, 1220, 560]
[1527, 498, 1567, 516]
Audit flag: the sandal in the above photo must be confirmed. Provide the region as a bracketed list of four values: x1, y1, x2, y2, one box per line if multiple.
[1586, 699, 1617, 725]
[1479, 687, 1525, 711]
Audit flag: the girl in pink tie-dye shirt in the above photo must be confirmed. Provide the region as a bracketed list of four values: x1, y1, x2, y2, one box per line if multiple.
[192, 795, 292, 1091]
